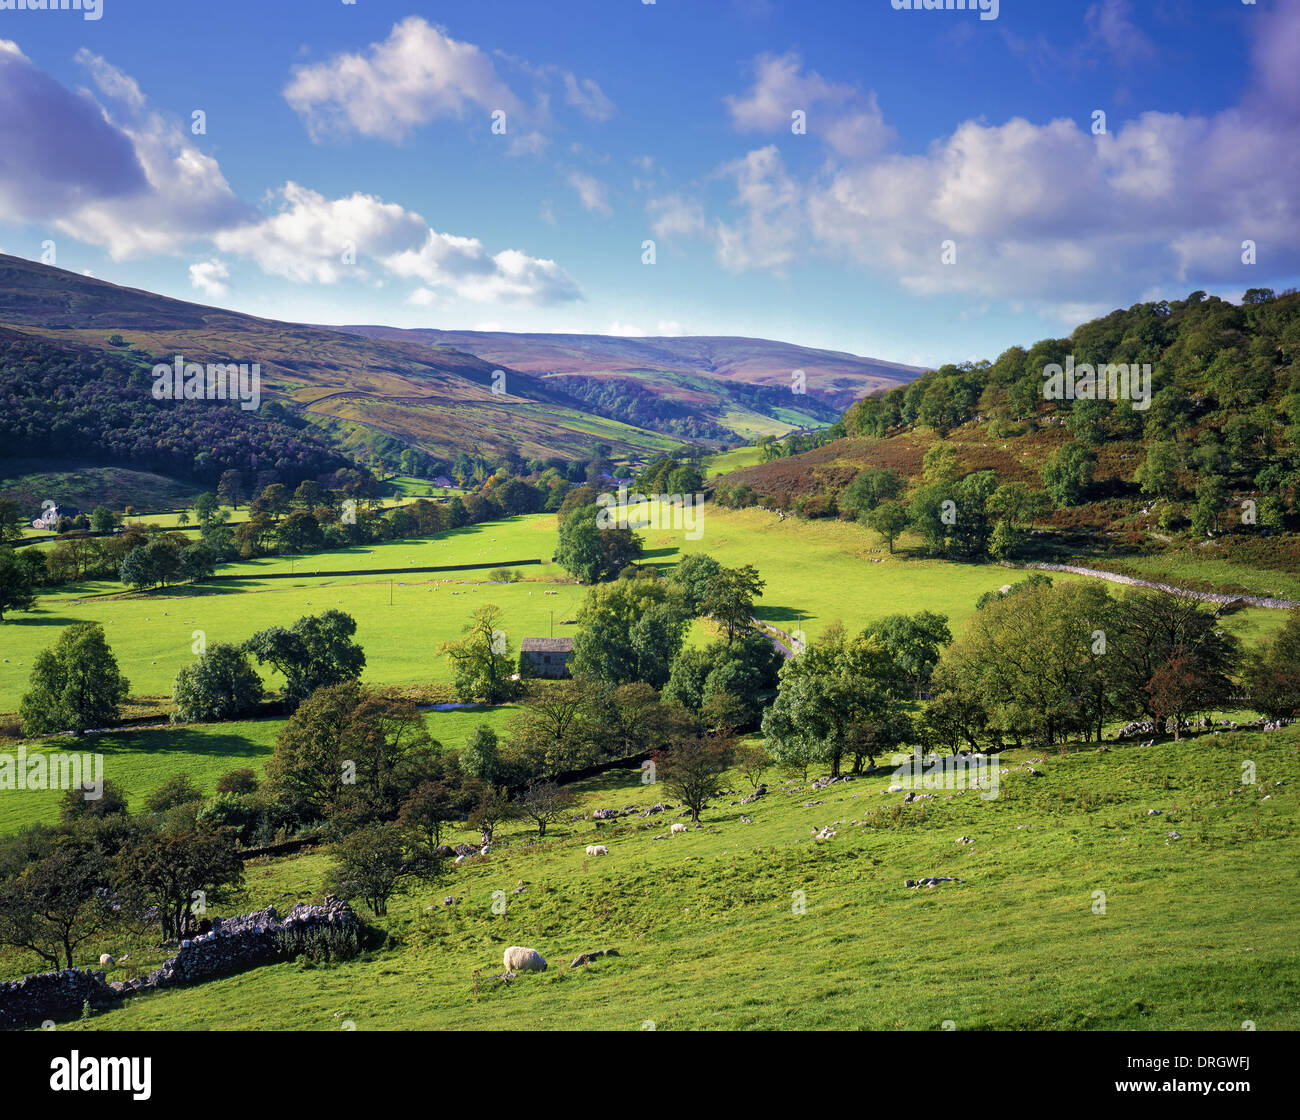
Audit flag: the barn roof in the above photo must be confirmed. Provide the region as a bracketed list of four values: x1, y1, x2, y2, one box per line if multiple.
[520, 637, 574, 653]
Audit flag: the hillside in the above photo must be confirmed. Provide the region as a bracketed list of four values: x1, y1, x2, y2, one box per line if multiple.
[336, 326, 922, 440]
[0, 459, 203, 514]
[0, 254, 676, 465]
[27, 726, 1300, 1031]
[0, 256, 919, 466]
[711, 289, 1300, 597]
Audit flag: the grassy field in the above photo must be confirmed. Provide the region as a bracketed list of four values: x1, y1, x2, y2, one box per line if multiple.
[704, 446, 765, 477]
[2, 506, 1286, 715]
[383, 476, 459, 498]
[3, 499, 1297, 1031]
[0, 705, 520, 836]
[0, 720, 281, 836]
[36, 724, 1300, 1031]
[0, 459, 203, 514]
[1099, 551, 1300, 604]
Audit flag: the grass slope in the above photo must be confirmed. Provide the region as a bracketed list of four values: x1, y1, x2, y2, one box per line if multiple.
[48, 726, 1300, 1031]
[0, 459, 202, 514]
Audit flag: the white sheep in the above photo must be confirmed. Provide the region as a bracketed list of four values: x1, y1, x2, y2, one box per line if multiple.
[98, 954, 115, 967]
[585, 844, 609, 856]
[670, 822, 689, 835]
[503, 946, 547, 973]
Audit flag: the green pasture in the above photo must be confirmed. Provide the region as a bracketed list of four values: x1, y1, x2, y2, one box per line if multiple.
[0, 706, 519, 837]
[42, 724, 1300, 1031]
[3, 507, 1288, 717]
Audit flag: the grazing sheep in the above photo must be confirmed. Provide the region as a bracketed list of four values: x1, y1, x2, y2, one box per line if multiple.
[670, 822, 689, 835]
[503, 946, 547, 973]
[585, 844, 609, 856]
[98, 954, 115, 967]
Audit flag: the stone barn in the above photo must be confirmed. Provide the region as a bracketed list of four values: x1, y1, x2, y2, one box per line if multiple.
[520, 637, 574, 679]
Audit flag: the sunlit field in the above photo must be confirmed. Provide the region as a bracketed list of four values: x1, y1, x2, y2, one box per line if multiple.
[35, 724, 1300, 1032]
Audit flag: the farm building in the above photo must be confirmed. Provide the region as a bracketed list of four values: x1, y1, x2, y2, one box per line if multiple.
[519, 637, 574, 679]
[31, 503, 80, 530]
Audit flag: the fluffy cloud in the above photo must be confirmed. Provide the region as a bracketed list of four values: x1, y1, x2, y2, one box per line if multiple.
[716, 4, 1300, 309]
[0, 44, 252, 259]
[47, 50, 250, 258]
[567, 171, 612, 216]
[0, 41, 148, 222]
[216, 182, 581, 306]
[726, 52, 894, 160]
[284, 17, 521, 142]
[714, 146, 802, 273]
[189, 258, 230, 298]
[215, 182, 426, 284]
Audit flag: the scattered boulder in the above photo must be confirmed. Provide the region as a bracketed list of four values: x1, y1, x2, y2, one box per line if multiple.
[569, 948, 619, 969]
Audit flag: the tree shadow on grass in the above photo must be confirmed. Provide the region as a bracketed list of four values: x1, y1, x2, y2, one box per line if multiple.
[79, 725, 272, 762]
[3, 613, 88, 630]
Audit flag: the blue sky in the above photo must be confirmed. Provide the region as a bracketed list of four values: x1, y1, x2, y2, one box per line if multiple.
[1, 0, 1297, 367]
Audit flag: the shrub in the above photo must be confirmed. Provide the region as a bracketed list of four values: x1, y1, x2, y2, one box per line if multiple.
[144, 773, 205, 814]
[215, 767, 259, 795]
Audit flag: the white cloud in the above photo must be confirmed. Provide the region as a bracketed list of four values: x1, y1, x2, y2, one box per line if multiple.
[284, 17, 520, 142]
[189, 258, 230, 298]
[647, 193, 705, 240]
[49, 51, 251, 258]
[714, 4, 1300, 311]
[726, 52, 894, 160]
[563, 72, 616, 122]
[212, 182, 582, 306]
[567, 171, 612, 216]
[714, 146, 801, 272]
[214, 182, 425, 284]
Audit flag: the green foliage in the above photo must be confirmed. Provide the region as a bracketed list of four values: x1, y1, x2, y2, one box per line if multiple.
[20, 623, 130, 736]
[172, 643, 265, 723]
[555, 503, 643, 583]
[762, 624, 911, 777]
[243, 610, 366, 707]
[113, 820, 244, 940]
[143, 773, 205, 814]
[569, 575, 690, 688]
[1041, 443, 1095, 508]
[439, 603, 516, 704]
[328, 820, 441, 917]
[266, 682, 437, 827]
[0, 546, 37, 621]
[840, 467, 903, 517]
[865, 501, 908, 553]
[459, 724, 503, 786]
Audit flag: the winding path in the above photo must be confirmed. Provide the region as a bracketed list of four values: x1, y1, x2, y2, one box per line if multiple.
[1018, 563, 1299, 610]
